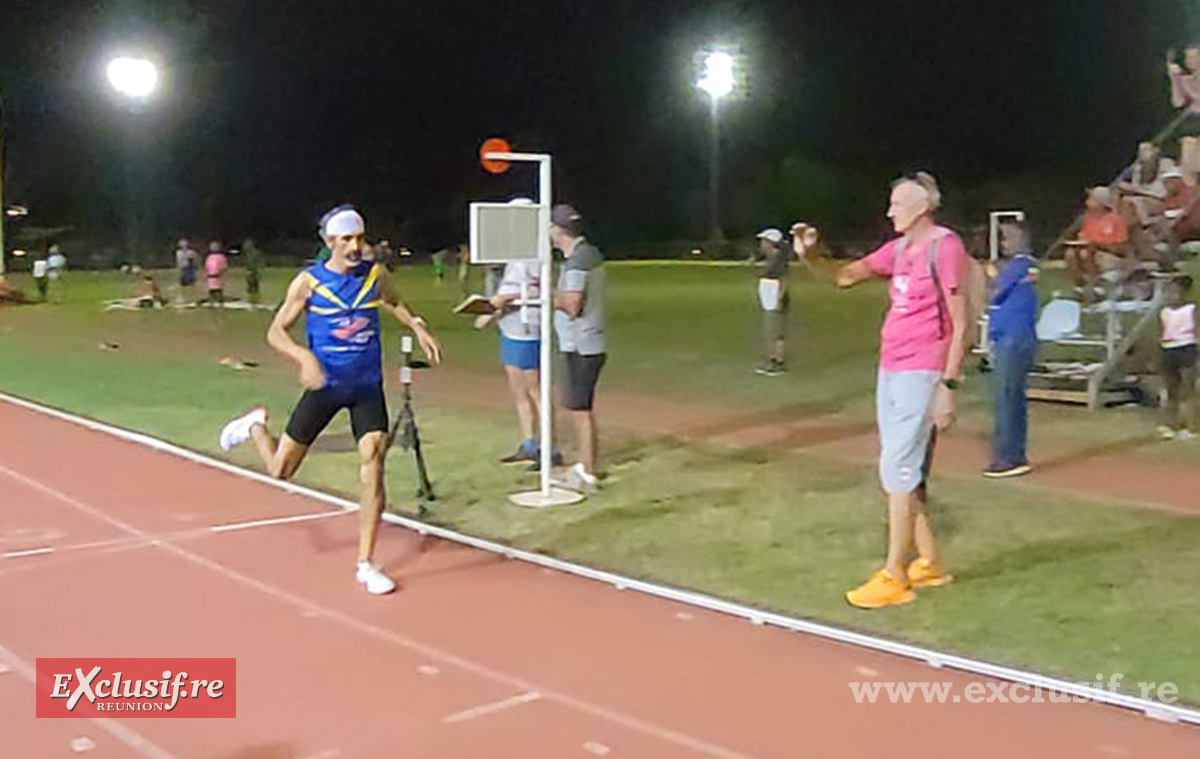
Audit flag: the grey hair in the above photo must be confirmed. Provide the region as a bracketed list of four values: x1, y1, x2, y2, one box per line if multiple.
[892, 171, 942, 213]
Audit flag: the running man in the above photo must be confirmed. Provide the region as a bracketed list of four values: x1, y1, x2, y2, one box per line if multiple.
[217, 205, 442, 595]
[835, 172, 969, 609]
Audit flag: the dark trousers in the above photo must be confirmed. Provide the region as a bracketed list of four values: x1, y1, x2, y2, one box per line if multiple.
[991, 338, 1036, 468]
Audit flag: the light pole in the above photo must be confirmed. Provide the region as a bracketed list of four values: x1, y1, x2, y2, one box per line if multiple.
[697, 51, 736, 242]
[106, 56, 159, 264]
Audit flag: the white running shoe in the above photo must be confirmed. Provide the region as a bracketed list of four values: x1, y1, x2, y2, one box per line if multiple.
[356, 562, 396, 595]
[219, 406, 267, 451]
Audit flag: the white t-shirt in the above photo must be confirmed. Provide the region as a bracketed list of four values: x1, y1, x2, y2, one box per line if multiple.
[496, 261, 541, 340]
[1162, 303, 1197, 348]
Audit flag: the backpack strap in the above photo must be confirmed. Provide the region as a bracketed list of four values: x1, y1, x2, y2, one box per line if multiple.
[893, 229, 951, 340]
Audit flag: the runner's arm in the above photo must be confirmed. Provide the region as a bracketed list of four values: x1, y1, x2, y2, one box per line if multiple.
[267, 274, 317, 367]
[378, 267, 443, 364]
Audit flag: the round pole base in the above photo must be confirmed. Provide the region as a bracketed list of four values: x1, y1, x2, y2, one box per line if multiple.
[508, 487, 586, 509]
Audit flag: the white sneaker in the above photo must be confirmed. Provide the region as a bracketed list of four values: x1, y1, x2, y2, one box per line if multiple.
[355, 562, 396, 595]
[1158, 425, 1177, 441]
[1178, 430, 1194, 441]
[219, 407, 267, 451]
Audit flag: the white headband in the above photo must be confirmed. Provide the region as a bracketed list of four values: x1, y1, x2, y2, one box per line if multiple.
[322, 208, 365, 237]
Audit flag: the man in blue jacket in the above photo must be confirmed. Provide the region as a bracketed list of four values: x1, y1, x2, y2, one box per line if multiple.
[985, 219, 1039, 478]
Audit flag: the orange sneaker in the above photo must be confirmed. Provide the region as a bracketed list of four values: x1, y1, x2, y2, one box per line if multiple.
[845, 569, 916, 609]
[907, 557, 953, 588]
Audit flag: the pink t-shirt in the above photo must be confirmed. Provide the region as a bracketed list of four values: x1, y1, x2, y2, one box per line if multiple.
[205, 253, 227, 289]
[862, 226, 968, 372]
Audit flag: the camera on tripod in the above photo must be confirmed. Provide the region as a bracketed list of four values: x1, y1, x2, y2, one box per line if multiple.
[391, 334, 436, 510]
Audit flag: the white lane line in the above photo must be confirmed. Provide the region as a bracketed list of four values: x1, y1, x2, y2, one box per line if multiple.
[442, 691, 541, 724]
[2, 547, 55, 559]
[0, 641, 178, 759]
[0, 462, 759, 759]
[209, 510, 349, 533]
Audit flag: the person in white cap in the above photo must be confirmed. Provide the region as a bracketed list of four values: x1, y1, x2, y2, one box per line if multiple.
[217, 204, 442, 595]
[753, 227, 791, 375]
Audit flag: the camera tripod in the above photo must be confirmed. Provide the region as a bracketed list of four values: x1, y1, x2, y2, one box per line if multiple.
[387, 338, 435, 514]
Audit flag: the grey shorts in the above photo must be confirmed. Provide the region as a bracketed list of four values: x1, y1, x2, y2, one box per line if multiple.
[876, 370, 941, 494]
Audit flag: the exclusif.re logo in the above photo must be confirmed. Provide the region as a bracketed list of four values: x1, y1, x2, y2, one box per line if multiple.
[36, 658, 236, 718]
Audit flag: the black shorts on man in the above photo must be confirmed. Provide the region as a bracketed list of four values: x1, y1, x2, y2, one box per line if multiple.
[562, 352, 606, 411]
[285, 383, 389, 445]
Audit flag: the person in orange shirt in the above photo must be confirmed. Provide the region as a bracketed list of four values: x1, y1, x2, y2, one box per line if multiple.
[1065, 186, 1130, 297]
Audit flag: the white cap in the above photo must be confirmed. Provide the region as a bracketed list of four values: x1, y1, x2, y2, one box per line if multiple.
[757, 228, 784, 244]
[321, 206, 365, 237]
[1163, 167, 1185, 180]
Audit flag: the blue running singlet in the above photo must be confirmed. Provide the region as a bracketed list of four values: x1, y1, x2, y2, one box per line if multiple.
[302, 261, 384, 388]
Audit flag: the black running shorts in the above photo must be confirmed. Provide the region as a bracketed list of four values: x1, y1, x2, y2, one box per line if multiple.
[285, 383, 389, 445]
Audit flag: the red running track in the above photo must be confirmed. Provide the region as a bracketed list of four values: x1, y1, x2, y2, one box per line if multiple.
[0, 398, 1196, 758]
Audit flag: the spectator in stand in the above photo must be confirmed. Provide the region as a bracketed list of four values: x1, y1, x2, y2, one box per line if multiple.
[1118, 142, 1174, 228]
[1167, 46, 1200, 179]
[1065, 186, 1130, 300]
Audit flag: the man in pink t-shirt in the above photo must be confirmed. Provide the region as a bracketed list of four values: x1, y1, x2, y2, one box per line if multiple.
[835, 172, 971, 609]
[205, 241, 228, 307]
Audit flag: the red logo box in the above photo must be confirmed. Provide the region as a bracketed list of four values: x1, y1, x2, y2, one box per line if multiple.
[36, 658, 236, 718]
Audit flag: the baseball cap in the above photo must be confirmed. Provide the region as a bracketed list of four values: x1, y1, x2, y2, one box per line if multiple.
[1163, 167, 1185, 180]
[1088, 186, 1115, 209]
[756, 228, 784, 244]
[551, 204, 583, 228]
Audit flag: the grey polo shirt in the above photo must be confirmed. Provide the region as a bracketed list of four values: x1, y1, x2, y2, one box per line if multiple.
[555, 238, 606, 355]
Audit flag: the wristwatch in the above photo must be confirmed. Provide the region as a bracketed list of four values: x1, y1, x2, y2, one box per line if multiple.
[942, 378, 960, 390]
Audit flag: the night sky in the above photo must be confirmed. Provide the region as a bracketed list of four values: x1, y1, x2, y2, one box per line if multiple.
[1, 0, 1196, 255]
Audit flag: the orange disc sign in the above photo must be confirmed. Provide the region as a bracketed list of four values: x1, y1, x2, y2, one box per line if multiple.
[480, 137, 513, 174]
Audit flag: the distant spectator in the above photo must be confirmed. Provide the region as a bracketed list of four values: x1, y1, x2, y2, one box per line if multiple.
[31, 250, 49, 302]
[175, 238, 198, 302]
[1158, 275, 1197, 440]
[243, 238, 264, 304]
[753, 227, 790, 376]
[1065, 186, 1130, 298]
[984, 220, 1039, 478]
[46, 244, 66, 302]
[205, 241, 228, 307]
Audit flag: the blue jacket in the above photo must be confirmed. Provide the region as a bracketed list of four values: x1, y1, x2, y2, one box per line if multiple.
[988, 254, 1038, 346]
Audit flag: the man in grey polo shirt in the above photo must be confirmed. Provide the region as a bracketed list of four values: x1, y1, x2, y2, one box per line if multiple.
[550, 204, 606, 492]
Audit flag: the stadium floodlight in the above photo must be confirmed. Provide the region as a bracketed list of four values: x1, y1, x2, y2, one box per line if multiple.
[106, 57, 159, 99]
[697, 51, 736, 100]
[696, 49, 738, 242]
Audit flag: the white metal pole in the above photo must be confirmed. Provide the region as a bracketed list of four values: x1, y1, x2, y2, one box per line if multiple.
[538, 156, 553, 496]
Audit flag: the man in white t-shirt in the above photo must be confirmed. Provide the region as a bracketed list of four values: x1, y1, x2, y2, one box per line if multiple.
[32, 251, 50, 302]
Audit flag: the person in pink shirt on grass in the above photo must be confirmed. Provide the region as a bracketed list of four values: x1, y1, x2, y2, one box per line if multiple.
[205, 241, 229, 307]
[835, 172, 972, 609]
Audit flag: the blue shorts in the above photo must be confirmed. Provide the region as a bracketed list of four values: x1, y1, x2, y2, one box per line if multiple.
[500, 335, 540, 370]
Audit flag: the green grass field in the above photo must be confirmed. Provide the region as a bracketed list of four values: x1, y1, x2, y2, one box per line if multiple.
[2, 262, 1199, 706]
